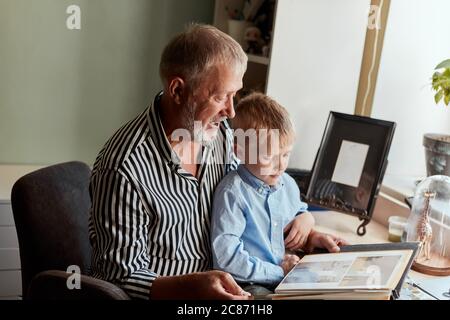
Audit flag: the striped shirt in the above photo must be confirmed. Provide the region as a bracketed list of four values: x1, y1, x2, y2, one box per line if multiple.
[88, 93, 238, 299]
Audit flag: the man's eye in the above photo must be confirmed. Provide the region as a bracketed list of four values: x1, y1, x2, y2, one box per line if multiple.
[283, 153, 291, 158]
[215, 96, 227, 102]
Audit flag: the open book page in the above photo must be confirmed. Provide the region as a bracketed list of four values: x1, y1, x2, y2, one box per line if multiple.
[275, 250, 413, 293]
[271, 290, 392, 300]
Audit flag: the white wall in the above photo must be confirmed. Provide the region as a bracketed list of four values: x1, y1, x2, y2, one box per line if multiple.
[267, 0, 370, 170]
[0, 0, 214, 165]
[371, 0, 450, 177]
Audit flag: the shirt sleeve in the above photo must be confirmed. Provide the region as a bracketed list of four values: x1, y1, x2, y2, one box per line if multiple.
[295, 198, 309, 215]
[285, 175, 309, 215]
[211, 185, 284, 285]
[89, 168, 157, 300]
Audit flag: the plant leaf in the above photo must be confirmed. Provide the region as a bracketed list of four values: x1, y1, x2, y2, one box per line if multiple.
[444, 93, 450, 106]
[432, 73, 442, 90]
[436, 59, 450, 69]
[432, 71, 442, 82]
[435, 90, 444, 104]
[432, 61, 450, 106]
[435, 79, 450, 88]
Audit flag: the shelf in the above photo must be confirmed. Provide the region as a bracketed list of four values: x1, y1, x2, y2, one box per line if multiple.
[247, 53, 270, 65]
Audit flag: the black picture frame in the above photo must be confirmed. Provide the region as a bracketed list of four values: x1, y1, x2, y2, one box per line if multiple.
[306, 112, 396, 236]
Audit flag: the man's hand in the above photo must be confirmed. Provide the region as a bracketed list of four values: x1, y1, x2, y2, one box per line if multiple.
[280, 254, 300, 275]
[284, 212, 315, 251]
[151, 270, 252, 300]
[304, 229, 349, 254]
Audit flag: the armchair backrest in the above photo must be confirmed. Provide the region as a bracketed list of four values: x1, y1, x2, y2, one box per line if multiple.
[11, 162, 93, 298]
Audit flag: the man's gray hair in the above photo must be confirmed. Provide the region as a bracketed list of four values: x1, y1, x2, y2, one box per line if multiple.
[159, 23, 248, 89]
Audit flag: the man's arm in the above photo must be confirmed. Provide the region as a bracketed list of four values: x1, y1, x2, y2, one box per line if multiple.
[151, 271, 251, 300]
[90, 168, 157, 299]
[90, 168, 251, 300]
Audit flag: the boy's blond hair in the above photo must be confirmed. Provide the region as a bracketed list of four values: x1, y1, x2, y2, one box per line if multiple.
[231, 92, 295, 146]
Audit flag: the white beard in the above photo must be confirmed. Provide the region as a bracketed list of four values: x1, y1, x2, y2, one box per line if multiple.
[182, 102, 214, 146]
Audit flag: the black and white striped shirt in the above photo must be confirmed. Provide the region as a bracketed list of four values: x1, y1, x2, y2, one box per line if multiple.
[88, 93, 238, 299]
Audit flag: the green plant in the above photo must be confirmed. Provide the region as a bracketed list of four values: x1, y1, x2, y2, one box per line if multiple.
[432, 59, 450, 106]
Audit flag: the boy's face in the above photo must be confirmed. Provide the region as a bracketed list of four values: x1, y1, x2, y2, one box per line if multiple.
[242, 137, 294, 187]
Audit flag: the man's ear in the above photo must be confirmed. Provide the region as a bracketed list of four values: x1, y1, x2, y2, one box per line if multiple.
[168, 77, 186, 105]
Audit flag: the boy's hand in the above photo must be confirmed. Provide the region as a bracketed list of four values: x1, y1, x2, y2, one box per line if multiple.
[304, 230, 350, 254]
[281, 254, 300, 275]
[284, 212, 315, 251]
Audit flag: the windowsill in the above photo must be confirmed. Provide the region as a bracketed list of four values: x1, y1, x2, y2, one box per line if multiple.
[370, 174, 422, 228]
[381, 174, 423, 203]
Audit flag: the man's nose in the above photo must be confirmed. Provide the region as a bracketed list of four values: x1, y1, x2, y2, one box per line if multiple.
[225, 96, 236, 119]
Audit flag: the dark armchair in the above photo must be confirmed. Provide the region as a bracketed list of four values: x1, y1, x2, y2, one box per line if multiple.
[11, 161, 129, 300]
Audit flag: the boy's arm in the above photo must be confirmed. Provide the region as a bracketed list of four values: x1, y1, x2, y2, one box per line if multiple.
[283, 176, 315, 251]
[211, 188, 284, 285]
[284, 212, 315, 250]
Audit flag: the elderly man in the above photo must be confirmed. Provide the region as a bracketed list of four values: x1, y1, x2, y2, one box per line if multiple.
[89, 24, 346, 300]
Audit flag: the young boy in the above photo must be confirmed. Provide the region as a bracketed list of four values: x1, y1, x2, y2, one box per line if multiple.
[211, 93, 315, 295]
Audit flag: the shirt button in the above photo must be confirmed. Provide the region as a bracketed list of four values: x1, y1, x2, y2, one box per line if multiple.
[274, 222, 278, 227]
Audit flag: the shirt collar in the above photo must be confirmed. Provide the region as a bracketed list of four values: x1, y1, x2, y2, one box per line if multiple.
[147, 92, 216, 175]
[237, 164, 283, 195]
[147, 92, 182, 167]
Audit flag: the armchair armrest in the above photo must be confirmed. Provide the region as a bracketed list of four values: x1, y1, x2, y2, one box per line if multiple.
[27, 270, 130, 300]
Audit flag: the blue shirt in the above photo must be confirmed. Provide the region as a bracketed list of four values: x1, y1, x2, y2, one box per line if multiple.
[211, 165, 308, 285]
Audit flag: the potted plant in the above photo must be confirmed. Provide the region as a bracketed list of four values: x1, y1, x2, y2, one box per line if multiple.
[423, 59, 450, 176]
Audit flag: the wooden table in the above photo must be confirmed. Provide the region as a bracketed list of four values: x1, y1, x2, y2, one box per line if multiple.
[312, 210, 389, 245]
[312, 210, 450, 300]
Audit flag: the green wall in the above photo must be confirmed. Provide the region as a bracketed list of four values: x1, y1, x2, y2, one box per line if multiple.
[0, 0, 214, 165]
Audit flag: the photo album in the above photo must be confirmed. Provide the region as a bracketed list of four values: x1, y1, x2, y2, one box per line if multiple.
[272, 242, 419, 300]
